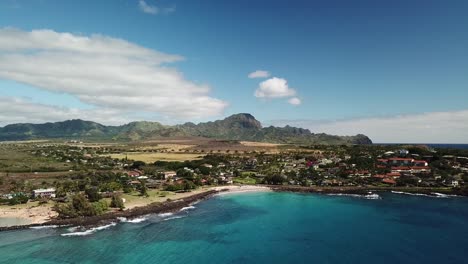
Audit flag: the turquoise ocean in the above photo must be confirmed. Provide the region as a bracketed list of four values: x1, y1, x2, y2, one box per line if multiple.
[1, 191, 468, 264]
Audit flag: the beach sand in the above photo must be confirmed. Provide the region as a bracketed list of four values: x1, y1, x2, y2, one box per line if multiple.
[211, 185, 272, 194]
[0, 203, 57, 227]
[0, 185, 271, 227]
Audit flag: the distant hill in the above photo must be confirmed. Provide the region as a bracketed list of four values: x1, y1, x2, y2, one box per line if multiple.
[0, 113, 372, 145]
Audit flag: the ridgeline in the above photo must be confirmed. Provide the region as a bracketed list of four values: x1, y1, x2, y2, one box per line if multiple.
[0, 113, 372, 145]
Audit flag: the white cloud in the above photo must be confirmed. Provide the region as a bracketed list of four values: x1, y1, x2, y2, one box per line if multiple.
[0, 28, 228, 119]
[138, 0, 158, 14]
[254, 77, 296, 98]
[248, 70, 270, 79]
[0, 97, 135, 126]
[288, 97, 301, 105]
[270, 110, 468, 143]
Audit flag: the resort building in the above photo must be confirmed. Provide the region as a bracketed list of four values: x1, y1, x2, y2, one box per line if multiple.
[33, 188, 56, 198]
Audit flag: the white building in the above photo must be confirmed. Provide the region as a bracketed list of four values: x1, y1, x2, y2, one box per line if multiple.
[33, 188, 56, 198]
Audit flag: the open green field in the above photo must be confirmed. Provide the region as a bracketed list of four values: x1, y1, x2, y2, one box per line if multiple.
[233, 177, 257, 185]
[0, 145, 70, 173]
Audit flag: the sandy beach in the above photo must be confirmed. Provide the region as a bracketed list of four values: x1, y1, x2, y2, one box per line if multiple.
[0, 203, 57, 227]
[211, 185, 272, 194]
[0, 185, 271, 227]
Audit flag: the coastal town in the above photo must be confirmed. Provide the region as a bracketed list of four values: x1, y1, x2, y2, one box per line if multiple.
[1, 140, 468, 227]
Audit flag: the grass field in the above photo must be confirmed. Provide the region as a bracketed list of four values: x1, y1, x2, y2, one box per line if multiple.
[107, 152, 205, 162]
[233, 177, 257, 185]
[0, 146, 70, 173]
[121, 187, 212, 209]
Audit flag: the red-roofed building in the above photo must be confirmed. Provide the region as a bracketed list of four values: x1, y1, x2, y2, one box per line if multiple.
[386, 172, 401, 178]
[413, 160, 429, 167]
[391, 166, 411, 173]
[126, 171, 141, 177]
[410, 166, 431, 173]
[382, 178, 397, 185]
[388, 158, 414, 166]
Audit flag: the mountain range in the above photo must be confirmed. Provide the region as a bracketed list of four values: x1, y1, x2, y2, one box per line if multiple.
[0, 113, 372, 145]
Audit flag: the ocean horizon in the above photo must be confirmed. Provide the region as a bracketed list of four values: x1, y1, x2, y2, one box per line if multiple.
[376, 143, 468, 150]
[1, 191, 467, 264]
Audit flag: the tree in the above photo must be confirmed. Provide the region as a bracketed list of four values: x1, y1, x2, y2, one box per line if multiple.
[139, 180, 148, 197]
[263, 175, 286, 185]
[184, 181, 192, 192]
[110, 194, 125, 210]
[54, 193, 102, 218]
[85, 187, 101, 202]
[131, 161, 146, 169]
[8, 194, 29, 205]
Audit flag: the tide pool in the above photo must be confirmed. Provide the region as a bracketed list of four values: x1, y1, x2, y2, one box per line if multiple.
[0, 192, 467, 264]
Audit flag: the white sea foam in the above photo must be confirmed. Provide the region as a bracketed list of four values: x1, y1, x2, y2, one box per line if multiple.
[61, 223, 117, 237]
[30, 225, 59, 229]
[158, 212, 174, 217]
[391, 191, 460, 198]
[327, 193, 381, 200]
[163, 215, 186, 221]
[180, 206, 196, 211]
[126, 217, 148, 223]
[432, 192, 460, 198]
[117, 216, 148, 223]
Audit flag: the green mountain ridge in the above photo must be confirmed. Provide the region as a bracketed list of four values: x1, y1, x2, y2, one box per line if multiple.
[0, 113, 372, 145]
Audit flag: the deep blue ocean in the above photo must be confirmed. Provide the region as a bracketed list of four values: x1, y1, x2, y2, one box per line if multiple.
[1, 192, 468, 264]
[376, 143, 468, 150]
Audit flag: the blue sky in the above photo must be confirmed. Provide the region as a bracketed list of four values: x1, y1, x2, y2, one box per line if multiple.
[0, 0, 468, 143]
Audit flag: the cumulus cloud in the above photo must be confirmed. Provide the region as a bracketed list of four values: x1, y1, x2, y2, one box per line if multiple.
[288, 97, 301, 105]
[0, 28, 228, 119]
[138, 0, 158, 14]
[254, 77, 296, 98]
[248, 70, 270, 79]
[0, 97, 135, 126]
[270, 110, 468, 143]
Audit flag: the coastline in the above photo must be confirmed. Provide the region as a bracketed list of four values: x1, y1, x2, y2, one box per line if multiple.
[0, 185, 270, 232]
[268, 185, 467, 197]
[1, 184, 465, 232]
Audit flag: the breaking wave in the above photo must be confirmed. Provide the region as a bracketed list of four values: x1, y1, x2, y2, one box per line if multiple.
[61, 223, 117, 237]
[327, 193, 381, 200]
[30, 225, 59, 229]
[118, 216, 148, 223]
[391, 191, 459, 198]
[163, 215, 186, 221]
[180, 206, 196, 211]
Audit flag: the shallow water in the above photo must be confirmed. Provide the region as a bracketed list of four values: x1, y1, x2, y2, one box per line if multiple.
[1, 192, 468, 264]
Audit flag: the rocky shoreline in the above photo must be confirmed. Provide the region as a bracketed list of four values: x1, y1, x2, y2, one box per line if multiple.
[0, 189, 220, 232]
[268, 185, 467, 196]
[1, 185, 466, 232]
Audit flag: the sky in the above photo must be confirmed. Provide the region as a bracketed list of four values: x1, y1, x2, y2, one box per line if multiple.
[0, 0, 467, 143]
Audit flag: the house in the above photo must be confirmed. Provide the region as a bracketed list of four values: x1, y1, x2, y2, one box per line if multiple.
[163, 171, 177, 179]
[413, 160, 429, 167]
[382, 178, 397, 185]
[126, 171, 141, 177]
[388, 158, 414, 166]
[33, 188, 56, 198]
[391, 166, 411, 173]
[410, 166, 431, 174]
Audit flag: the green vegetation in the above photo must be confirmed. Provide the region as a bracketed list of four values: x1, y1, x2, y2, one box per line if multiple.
[54, 193, 108, 218]
[233, 177, 257, 185]
[110, 194, 125, 210]
[0, 113, 372, 145]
